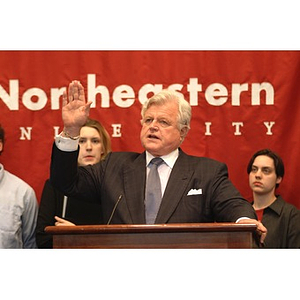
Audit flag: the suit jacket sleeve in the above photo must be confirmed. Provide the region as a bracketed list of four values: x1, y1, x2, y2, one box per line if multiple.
[50, 142, 80, 194]
[50, 142, 139, 224]
[208, 161, 256, 221]
[53, 142, 106, 204]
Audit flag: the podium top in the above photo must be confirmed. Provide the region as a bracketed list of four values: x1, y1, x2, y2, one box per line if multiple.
[45, 222, 257, 235]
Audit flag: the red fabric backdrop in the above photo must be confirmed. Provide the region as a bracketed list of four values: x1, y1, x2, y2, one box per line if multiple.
[1, 51, 299, 209]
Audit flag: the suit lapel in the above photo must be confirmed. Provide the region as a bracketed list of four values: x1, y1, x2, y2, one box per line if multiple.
[123, 153, 147, 223]
[155, 151, 194, 223]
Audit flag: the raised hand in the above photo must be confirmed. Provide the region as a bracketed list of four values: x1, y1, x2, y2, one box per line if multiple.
[62, 80, 92, 138]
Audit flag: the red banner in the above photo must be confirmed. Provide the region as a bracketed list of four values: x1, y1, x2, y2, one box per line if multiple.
[1, 51, 299, 209]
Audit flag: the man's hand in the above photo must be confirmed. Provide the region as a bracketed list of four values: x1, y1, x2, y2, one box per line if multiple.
[62, 80, 92, 137]
[237, 218, 267, 245]
[54, 216, 76, 226]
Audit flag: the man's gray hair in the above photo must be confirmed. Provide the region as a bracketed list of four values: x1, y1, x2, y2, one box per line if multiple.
[141, 89, 191, 131]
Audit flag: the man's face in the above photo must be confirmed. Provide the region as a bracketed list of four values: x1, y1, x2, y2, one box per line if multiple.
[140, 101, 187, 156]
[77, 126, 103, 166]
[249, 155, 282, 195]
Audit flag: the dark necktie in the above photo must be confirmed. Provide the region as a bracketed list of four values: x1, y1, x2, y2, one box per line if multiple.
[145, 157, 164, 224]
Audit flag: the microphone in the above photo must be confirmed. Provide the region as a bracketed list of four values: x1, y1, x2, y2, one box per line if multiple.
[107, 194, 123, 225]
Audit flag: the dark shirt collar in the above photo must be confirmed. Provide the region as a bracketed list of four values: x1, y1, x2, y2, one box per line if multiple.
[265, 195, 284, 216]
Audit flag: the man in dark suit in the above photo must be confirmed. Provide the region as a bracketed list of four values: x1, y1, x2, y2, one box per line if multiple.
[50, 80, 267, 243]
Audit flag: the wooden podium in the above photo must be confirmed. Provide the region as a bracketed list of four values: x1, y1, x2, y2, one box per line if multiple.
[45, 223, 257, 249]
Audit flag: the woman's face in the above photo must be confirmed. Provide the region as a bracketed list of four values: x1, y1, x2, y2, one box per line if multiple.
[77, 126, 103, 166]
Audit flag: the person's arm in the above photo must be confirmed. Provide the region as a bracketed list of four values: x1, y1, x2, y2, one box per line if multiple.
[50, 80, 92, 195]
[209, 161, 267, 244]
[22, 187, 38, 248]
[211, 161, 256, 221]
